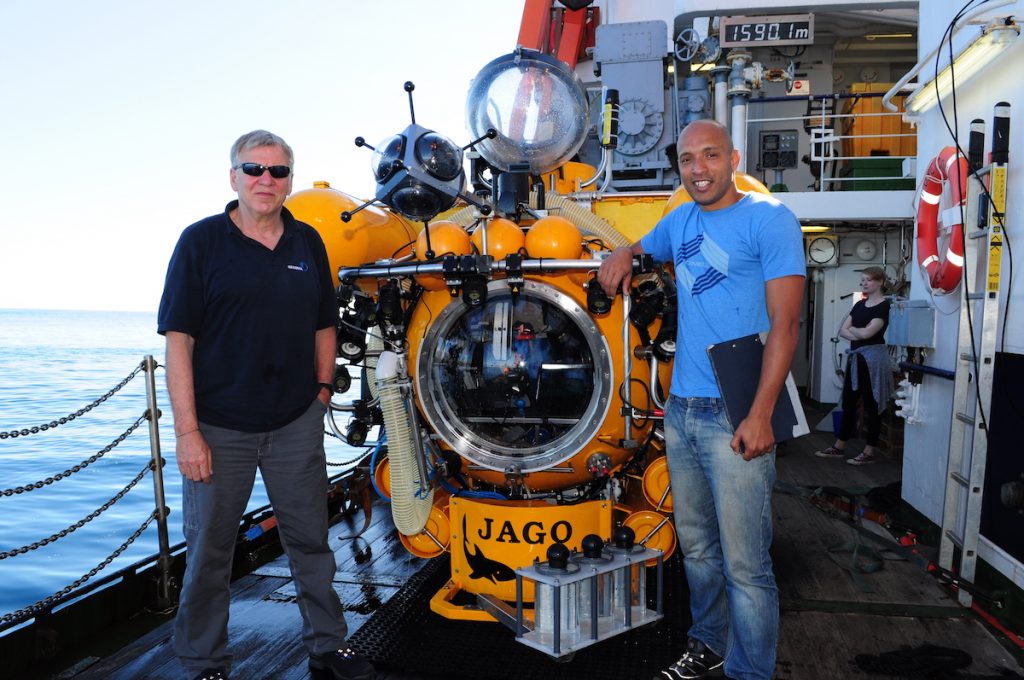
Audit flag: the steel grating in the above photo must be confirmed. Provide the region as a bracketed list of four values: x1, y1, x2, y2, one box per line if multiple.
[348, 554, 692, 680]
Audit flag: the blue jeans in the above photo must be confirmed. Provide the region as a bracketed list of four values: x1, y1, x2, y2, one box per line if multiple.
[664, 395, 778, 680]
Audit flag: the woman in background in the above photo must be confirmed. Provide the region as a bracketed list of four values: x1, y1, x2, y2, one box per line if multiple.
[816, 266, 892, 465]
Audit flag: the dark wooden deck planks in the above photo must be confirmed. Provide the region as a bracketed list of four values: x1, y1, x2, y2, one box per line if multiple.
[773, 423, 1024, 679]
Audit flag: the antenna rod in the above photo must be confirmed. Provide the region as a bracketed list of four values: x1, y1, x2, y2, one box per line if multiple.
[405, 81, 416, 125]
[463, 128, 498, 151]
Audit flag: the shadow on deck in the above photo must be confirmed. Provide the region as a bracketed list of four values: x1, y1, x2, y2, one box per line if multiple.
[58, 404, 1024, 680]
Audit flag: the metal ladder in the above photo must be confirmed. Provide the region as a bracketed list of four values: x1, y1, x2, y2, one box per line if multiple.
[938, 103, 1011, 607]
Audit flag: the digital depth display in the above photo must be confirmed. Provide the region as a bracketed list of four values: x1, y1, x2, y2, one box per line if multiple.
[720, 14, 814, 48]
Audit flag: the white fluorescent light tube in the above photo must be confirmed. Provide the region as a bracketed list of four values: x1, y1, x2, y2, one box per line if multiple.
[904, 22, 1020, 114]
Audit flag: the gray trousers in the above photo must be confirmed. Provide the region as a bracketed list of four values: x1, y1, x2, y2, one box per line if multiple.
[174, 398, 346, 675]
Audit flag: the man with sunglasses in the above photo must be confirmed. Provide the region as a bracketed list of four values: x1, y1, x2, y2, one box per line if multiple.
[158, 130, 375, 680]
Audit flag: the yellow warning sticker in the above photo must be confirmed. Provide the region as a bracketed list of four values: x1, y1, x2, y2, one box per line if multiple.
[988, 234, 1003, 293]
[987, 165, 1007, 292]
[990, 166, 1007, 217]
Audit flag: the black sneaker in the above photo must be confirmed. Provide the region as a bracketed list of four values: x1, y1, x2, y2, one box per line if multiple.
[309, 646, 376, 680]
[655, 638, 725, 679]
[191, 670, 228, 680]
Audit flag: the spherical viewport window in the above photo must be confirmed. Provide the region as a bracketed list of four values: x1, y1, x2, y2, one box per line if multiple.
[466, 50, 589, 175]
[417, 281, 611, 472]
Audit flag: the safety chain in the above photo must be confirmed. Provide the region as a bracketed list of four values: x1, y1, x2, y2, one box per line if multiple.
[0, 512, 157, 627]
[0, 414, 147, 497]
[0, 362, 145, 440]
[0, 461, 152, 560]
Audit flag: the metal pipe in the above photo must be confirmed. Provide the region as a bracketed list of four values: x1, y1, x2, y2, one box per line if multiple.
[747, 91, 886, 105]
[143, 355, 173, 608]
[649, 357, 666, 410]
[339, 256, 615, 282]
[621, 293, 633, 444]
[898, 361, 955, 381]
[731, 97, 748, 173]
[712, 66, 730, 127]
[581, 147, 611, 188]
[401, 378, 430, 498]
[727, 53, 751, 173]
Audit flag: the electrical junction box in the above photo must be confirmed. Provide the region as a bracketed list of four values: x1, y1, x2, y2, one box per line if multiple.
[888, 299, 936, 348]
[760, 130, 799, 169]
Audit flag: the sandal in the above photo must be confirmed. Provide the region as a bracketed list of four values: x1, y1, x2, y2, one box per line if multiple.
[847, 451, 876, 465]
[815, 446, 846, 459]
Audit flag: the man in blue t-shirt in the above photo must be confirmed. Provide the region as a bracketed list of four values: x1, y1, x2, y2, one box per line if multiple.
[598, 120, 804, 680]
[158, 130, 375, 680]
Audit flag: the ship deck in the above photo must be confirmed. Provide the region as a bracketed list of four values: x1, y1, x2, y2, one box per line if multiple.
[60, 406, 1024, 680]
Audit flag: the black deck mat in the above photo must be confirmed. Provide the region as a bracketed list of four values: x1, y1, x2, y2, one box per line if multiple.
[348, 553, 692, 680]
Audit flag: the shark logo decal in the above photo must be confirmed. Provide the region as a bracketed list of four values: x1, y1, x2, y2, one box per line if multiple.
[463, 515, 516, 583]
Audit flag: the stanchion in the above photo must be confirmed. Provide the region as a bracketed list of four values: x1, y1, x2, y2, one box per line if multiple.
[144, 354, 174, 608]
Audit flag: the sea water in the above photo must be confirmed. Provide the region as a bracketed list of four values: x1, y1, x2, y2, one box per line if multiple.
[0, 309, 363, 619]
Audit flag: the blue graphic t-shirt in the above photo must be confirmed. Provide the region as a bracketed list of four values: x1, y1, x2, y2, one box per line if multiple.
[641, 192, 805, 398]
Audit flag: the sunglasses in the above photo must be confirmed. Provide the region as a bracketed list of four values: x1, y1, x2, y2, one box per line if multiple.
[235, 162, 292, 179]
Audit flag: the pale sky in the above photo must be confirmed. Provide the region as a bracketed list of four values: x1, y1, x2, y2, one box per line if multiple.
[0, 1, 524, 312]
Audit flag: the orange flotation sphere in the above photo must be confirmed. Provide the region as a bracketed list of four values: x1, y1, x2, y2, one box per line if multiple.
[662, 172, 771, 217]
[525, 215, 583, 259]
[470, 217, 525, 259]
[285, 182, 416, 286]
[415, 221, 472, 291]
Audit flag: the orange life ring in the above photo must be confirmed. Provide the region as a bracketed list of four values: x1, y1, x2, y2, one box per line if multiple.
[916, 146, 967, 294]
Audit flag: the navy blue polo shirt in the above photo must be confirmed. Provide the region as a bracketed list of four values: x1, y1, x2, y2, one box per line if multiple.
[157, 201, 339, 432]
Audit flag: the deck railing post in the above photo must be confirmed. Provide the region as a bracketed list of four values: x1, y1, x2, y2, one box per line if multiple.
[143, 354, 174, 608]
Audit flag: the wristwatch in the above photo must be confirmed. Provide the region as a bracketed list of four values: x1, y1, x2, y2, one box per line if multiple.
[317, 382, 335, 395]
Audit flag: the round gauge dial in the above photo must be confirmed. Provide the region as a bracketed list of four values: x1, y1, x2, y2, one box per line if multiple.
[855, 239, 878, 260]
[807, 236, 837, 264]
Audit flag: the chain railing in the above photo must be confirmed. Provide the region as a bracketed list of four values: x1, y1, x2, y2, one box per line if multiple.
[0, 513, 157, 627]
[0, 415, 147, 497]
[0, 362, 145, 440]
[0, 356, 173, 630]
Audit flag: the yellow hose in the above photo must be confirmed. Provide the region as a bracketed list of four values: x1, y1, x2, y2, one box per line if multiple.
[375, 351, 433, 535]
[532, 192, 630, 248]
[365, 333, 382, 399]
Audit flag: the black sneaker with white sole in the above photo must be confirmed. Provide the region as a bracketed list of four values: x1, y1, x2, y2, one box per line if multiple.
[191, 670, 228, 680]
[309, 645, 376, 680]
[654, 637, 725, 679]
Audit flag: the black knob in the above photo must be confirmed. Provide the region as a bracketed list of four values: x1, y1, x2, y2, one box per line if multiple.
[613, 526, 635, 550]
[547, 542, 571, 570]
[581, 534, 604, 559]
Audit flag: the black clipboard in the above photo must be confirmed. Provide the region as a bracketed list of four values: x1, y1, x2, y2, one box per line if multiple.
[706, 333, 809, 442]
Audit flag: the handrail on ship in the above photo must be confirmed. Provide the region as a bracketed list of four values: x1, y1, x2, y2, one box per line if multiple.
[743, 90, 916, 193]
[0, 356, 173, 631]
[0, 356, 373, 642]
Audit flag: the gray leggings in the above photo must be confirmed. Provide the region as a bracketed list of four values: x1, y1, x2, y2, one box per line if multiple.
[174, 398, 346, 675]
